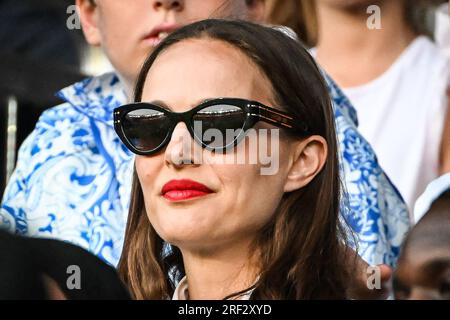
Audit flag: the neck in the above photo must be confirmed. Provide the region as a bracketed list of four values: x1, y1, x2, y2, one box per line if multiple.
[116, 72, 134, 98]
[315, 1, 417, 87]
[180, 239, 259, 300]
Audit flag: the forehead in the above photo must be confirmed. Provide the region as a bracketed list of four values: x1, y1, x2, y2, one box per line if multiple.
[141, 38, 274, 109]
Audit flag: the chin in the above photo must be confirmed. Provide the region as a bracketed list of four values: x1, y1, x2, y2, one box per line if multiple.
[153, 218, 216, 245]
[159, 231, 217, 251]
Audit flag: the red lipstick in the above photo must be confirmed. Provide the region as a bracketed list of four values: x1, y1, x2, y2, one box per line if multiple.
[161, 179, 214, 202]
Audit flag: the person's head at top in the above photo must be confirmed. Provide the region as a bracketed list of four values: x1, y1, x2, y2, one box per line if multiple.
[115, 19, 353, 300]
[394, 189, 450, 300]
[77, 0, 265, 91]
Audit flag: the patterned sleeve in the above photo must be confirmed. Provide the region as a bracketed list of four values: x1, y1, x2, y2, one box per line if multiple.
[0, 128, 38, 234]
[322, 72, 411, 266]
[0, 102, 88, 235]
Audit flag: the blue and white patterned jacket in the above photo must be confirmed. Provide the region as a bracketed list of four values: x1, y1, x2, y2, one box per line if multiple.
[0, 72, 410, 267]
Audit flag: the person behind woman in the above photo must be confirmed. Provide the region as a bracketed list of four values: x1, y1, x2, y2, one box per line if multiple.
[116, 19, 352, 300]
[394, 188, 450, 300]
[283, 0, 450, 212]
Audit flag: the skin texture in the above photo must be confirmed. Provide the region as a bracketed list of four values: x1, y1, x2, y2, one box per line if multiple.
[41, 275, 67, 300]
[315, 0, 416, 87]
[76, 0, 264, 89]
[135, 39, 328, 299]
[395, 247, 450, 300]
[394, 197, 450, 300]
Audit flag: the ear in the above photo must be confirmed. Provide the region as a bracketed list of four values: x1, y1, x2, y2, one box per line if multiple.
[283, 135, 328, 193]
[76, 0, 102, 46]
[246, 0, 266, 23]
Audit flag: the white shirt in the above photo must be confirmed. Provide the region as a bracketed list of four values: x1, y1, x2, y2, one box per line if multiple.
[337, 36, 449, 213]
[414, 172, 450, 223]
[172, 276, 190, 300]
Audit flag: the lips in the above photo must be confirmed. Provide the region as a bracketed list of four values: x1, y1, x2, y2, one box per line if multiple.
[143, 23, 180, 47]
[161, 179, 214, 202]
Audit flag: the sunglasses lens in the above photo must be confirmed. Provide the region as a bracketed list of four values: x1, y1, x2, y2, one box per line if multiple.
[122, 109, 170, 152]
[192, 104, 246, 149]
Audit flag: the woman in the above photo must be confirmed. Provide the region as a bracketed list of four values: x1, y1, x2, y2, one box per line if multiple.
[1, 0, 408, 269]
[116, 19, 351, 300]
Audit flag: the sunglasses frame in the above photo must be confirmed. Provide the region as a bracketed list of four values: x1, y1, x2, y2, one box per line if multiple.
[114, 98, 309, 156]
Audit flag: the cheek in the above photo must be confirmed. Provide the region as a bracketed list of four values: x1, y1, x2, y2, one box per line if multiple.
[135, 156, 162, 194]
[102, 35, 143, 80]
[211, 160, 286, 229]
[206, 130, 292, 199]
[98, 16, 146, 81]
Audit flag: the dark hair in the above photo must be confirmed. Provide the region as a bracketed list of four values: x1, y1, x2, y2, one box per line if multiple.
[118, 19, 350, 300]
[0, 231, 131, 300]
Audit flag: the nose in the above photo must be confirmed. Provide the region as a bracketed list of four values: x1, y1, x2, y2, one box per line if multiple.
[152, 0, 184, 11]
[164, 122, 201, 168]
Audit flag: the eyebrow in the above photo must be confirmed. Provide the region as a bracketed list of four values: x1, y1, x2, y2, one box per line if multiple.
[406, 258, 450, 286]
[148, 98, 218, 111]
[420, 259, 450, 275]
[148, 100, 171, 110]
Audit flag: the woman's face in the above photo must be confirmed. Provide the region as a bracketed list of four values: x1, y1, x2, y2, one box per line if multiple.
[135, 39, 295, 252]
[78, 0, 264, 87]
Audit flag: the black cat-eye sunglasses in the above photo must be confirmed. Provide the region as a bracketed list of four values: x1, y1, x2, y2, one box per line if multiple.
[114, 98, 310, 155]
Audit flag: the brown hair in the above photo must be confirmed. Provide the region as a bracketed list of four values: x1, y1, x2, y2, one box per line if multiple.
[118, 19, 351, 300]
[405, 0, 446, 38]
[265, 0, 317, 47]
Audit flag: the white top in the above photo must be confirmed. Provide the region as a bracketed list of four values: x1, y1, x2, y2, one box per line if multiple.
[172, 276, 190, 300]
[172, 276, 253, 300]
[336, 36, 449, 213]
[413, 172, 450, 223]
